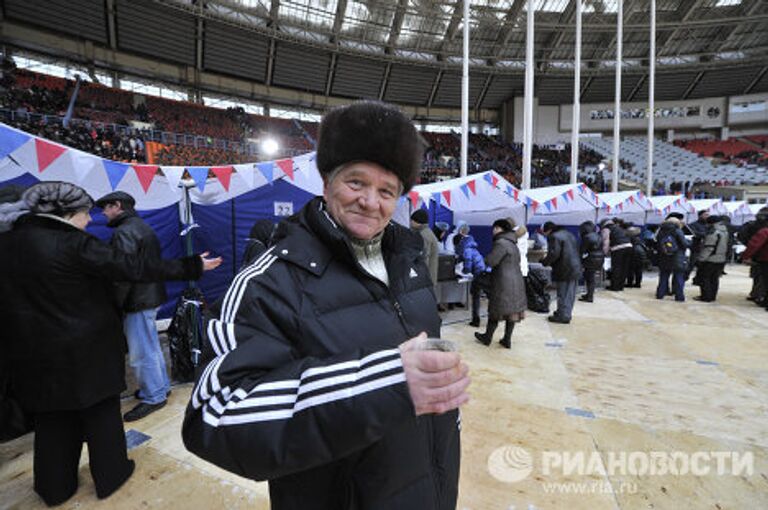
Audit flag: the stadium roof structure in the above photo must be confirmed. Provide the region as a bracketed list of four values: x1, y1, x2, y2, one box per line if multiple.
[2, 0, 768, 110]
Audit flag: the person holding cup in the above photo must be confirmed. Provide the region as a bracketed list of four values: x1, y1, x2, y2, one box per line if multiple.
[183, 101, 471, 510]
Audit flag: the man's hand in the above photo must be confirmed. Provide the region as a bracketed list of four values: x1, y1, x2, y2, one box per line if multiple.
[399, 332, 470, 416]
[200, 251, 223, 271]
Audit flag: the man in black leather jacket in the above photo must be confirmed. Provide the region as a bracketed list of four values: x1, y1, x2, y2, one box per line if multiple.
[96, 191, 172, 421]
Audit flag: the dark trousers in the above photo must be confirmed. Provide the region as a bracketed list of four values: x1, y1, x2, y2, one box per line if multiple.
[609, 248, 632, 290]
[698, 262, 725, 302]
[583, 268, 596, 299]
[470, 273, 491, 322]
[626, 263, 643, 287]
[657, 268, 686, 301]
[759, 262, 768, 307]
[33, 395, 133, 506]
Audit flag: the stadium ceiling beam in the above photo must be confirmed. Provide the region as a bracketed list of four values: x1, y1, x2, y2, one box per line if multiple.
[385, 0, 409, 55]
[427, 69, 444, 108]
[682, 70, 704, 99]
[474, 74, 494, 111]
[378, 62, 392, 101]
[106, 0, 118, 49]
[488, 0, 528, 65]
[269, 0, 280, 26]
[437, 1, 463, 61]
[657, 0, 708, 56]
[743, 65, 768, 95]
[325, 52, 338, 96]
[715, 0, 762, 53]
[539, 0, 578, 67]
[330, 0, 347, 43]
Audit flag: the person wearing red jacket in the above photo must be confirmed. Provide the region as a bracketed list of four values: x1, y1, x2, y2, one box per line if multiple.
[742, 207, 768, 311]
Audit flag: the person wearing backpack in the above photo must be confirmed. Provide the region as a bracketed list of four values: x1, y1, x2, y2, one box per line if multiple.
[742, 207, 768, 311]
[655, 216, 690, 301]
[694, 215, 729, 302]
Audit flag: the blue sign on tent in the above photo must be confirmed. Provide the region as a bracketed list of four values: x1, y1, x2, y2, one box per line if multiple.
[431, 192, 441, 206]
[0, 125, 30, 160]
[102, 160, 130, 190]
[186, 166, 209, 192]
[257, 162, 275, 184]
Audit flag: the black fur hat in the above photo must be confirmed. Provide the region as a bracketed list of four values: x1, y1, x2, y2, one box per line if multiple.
[316, 101, 423, 194]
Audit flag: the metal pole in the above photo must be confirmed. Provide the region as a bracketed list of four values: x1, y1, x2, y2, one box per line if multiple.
[612, 0, 623, 193]
[461, 0, 470, 178]
[522, 0, 534, 190]
[570, 0, 582, 184]
[646, 0, 656, 197]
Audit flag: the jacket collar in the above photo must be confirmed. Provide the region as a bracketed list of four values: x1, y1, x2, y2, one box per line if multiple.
[107, 210, 136, 228]
[272, 197, 421, 277]
[15, 213, 81, 232]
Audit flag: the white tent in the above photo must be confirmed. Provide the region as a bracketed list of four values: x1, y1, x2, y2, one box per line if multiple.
[646, 195, 697, 224]
[597, 190, 654, 225]
[687, 198, 729, 220]
[748, 203, 766, 216]
[396, 170, 526, 227]
[524, 183, 605, 226]
[723, 201, 755, 226]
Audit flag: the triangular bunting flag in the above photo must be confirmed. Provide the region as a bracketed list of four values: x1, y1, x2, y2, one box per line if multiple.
[628, 195, 635, 204]
[545, 201, 552, 212]
[460, 184, 470, 199]
[561, 191, 569, 203]
[161, 166, 185, 193]
[567, 189, 575, 201]
[513, 188, 519, 201]
[467, 180, 476, 195]
[531, 201, 538, 214]
[211, 165, 235, 191]
[102, 160, 130, 190]
[483, 173, 494, 187]
[186, 166, 209, 192]
[442, 190, 451, 207]
[132, 164, 159, 193]
[551, 197, 558, 209]
[0, 125, 31, 160]
[276, 159, 294, 181]
[491, 174, 499, 188]
[35, 138, 67, 173]
[408, 191, 419, 209]
[257, 162, 275, 184]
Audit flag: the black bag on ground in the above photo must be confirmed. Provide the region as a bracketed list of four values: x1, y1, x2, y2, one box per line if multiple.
[167, 287, 207, 383]
[525, 272, 550, 313]
[1, 363, 33, 443]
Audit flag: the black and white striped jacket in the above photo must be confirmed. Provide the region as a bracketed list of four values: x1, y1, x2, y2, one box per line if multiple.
[182, 197, 460, 510]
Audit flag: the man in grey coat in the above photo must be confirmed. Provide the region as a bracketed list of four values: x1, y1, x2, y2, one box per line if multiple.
[695, 215, 729, 302]
[410, 209, 440, 291]
[541, 221, 581, 324]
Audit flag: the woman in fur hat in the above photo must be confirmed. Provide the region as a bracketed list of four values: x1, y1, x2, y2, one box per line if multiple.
[183, 101, 470, 510]
[0, 181, 221, 506]
[475, 218, 527, 348]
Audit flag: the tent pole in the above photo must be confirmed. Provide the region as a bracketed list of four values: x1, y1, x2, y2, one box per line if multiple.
[460, 0, 469, 178]
[646, 0, 656, 197]
[570, 0, 582, 185]
[522, 0, 535, 190]
[612, 0, 623, 193]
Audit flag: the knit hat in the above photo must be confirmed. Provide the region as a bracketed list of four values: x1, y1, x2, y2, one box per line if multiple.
[23, 181, 93, 216]
[316, 101, 424, 194]
[410, 209, 429, 225]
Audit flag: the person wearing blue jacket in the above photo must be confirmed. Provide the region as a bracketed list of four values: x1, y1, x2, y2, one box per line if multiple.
[457, 224, 491, 327]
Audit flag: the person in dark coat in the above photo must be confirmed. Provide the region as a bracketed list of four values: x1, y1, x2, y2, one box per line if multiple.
[600, 218, 633, 291]
[626, 225, 647, 288]
[741, 207, 768, 311]
[578, 221, 604, 303]
[475, 219, 526, 348]
[241, 219, 275, 268]
[96, 191, 175, 422]
[541, 221, 581, 324]
[0, 181, 221, 507]
[655, 216, 690, 302]
[410, 208, 440, 290]
[182, 101, 470, 510]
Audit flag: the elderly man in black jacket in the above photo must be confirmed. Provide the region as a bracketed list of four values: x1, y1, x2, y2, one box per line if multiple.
[96, 191, 172, 422]
[182, 101, 470, 510]
[541, 221, 581, 324]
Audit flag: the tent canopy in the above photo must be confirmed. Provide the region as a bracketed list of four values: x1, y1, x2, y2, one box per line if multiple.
[646, 195, 696, 225]
[525, 183, 604, 226]
[687, 198, 728, 216]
